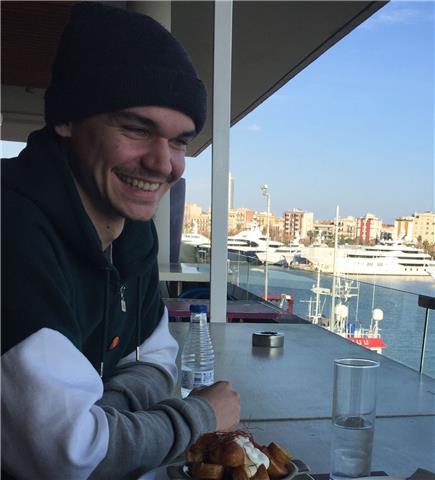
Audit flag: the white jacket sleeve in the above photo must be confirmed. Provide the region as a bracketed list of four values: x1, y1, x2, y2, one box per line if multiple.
[1, 328, 109, 480]
[2, 323, 215, 480]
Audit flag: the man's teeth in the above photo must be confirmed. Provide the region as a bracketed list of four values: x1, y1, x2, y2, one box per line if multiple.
[119, 175, 160, 191]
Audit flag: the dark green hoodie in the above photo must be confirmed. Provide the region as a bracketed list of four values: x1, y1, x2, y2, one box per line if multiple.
[1, 128, 215, 479]
[2, 127, 163, 376]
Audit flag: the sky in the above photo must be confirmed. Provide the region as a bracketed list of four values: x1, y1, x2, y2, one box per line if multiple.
[182, 0, 435, 224]
[2, 1, 434, 225]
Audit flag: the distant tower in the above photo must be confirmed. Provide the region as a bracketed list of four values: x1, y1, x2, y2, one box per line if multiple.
[228, 172, 234, 209]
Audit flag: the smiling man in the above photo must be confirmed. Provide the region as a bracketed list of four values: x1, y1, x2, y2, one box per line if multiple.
[1, 3, 240, 479]
[55, 107, 196, 247]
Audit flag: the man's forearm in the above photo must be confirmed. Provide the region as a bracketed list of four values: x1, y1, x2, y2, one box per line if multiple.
[90, 396, 215, 479]
[97, 361, 175, 411]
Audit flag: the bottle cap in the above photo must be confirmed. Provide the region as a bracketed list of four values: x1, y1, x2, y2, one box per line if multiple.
[190, 304, 208, 314]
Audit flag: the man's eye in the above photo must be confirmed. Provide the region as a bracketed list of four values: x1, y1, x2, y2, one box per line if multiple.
[171, 138, 189, 149]
[123, 126, 151, 137]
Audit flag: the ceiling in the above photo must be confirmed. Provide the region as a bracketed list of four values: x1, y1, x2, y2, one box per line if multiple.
[1, 1, 387, 155]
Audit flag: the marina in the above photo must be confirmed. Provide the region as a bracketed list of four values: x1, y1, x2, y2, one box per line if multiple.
[230, 263, 435, 378]
[187, 232, 435, 278]
[182, 222, 435, 377]
[303, 269, 385, 354]
[291, 242, 435, 277]
[188, 224, 286, 263]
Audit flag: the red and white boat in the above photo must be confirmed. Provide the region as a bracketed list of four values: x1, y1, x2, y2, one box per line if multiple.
[304, 268, 386, 354]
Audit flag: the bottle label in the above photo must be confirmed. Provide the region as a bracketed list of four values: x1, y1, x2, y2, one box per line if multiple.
[181, 369, 214, 390]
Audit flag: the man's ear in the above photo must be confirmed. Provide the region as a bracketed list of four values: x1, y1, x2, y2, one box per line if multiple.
[54, 123, 72, 138]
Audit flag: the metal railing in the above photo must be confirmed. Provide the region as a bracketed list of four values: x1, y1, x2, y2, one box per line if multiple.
[418, 294, 435, 373]
[226, 257, 435, 378]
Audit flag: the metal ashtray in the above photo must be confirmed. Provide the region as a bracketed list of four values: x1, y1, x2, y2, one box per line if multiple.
[252, 331, 284, 348]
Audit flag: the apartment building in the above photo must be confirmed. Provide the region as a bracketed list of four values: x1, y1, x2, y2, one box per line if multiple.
[184, 203, 202, 227]
[357, 213, 383, 243]
[257, 211, 285, 240]
[394, 216, 414, 242]
[284, 209, 314, 240]
[413, 211, 435, 243]
[228, 208, 255, 233]
[338, 216, 357, 240]
[196, 210, 212, 237]
[313, 221, 335, 243]
[381, 224, 394, 241]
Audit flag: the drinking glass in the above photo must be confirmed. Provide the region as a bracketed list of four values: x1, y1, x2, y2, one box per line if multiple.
[330, 358, 380, 480]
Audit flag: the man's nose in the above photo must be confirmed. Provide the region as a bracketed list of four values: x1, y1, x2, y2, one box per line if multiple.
[140, 137, 172, 176]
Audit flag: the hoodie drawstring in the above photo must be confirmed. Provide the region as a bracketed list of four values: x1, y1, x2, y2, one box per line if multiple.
[100, 267, 111, 378]
[136, 277, 143, 362]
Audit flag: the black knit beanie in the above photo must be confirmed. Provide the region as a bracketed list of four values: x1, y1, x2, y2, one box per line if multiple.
[44, 2, 207, 132]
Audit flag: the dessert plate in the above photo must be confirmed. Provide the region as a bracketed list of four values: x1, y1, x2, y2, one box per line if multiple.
[167, 459, 314, 480]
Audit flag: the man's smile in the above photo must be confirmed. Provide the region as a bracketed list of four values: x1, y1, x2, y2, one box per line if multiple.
[116, 173, 161, 192]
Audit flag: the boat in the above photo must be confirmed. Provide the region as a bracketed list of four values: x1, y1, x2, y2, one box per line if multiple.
[256, 238, 303, 266]
[181, 228, 211, 262]
[304, 268, 386, 353]
[195, 223, 285, 263]
[301, 207, 386, 352]
[292, 241, 435, 276]
[427, 267, 435, 281]
[181, 232, 210, 246]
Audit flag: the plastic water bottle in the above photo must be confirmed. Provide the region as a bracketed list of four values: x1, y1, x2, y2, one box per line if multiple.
[181, 304, 215, 398]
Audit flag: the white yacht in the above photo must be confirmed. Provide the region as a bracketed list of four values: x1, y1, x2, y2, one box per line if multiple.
[181, 232, 210, 246]
[293, 242, 435, 276]
[193, 224, 284, 263]
[227, 225, 284, 262]
[180, 232, 210, 262]
[256, 239, 303, 265]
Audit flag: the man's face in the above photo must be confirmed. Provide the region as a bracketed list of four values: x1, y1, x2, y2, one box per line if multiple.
[56, 106, 196, 223]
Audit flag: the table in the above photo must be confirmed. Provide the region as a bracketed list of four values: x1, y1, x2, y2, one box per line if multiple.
[159, 263, 210, 295]
[169, 323, 435, 476]
[164, 297, 286, 322]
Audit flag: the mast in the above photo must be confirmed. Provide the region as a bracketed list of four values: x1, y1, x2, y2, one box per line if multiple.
[330, 205, 340, 328]
[261, 185, 270, 300]
[314, 267, 321, 322]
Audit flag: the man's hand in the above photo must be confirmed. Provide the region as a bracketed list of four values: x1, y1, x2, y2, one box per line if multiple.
[191, 381, 240, 431]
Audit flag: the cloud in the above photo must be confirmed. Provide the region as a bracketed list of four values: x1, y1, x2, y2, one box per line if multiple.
[360, 3, 431, 29]
[245, 123, 262, 132]
[377, 8, 421, 24]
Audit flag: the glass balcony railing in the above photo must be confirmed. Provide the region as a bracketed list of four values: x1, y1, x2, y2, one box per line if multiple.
[227, 256, 435, 378]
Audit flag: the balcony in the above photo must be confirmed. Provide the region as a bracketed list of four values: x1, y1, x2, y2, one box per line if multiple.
[163, 253, 435, 475]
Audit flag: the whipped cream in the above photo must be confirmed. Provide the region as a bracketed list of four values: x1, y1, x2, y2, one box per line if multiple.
[235, 435, 270, 476]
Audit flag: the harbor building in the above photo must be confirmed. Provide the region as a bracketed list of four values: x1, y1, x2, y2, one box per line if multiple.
[381, 224, 394, 241]
[394, 216, 414, 242]
[195, 210, 212, 237]
[228, 208, 255, 234]
[184, 203, 203, 230]
[284, 209, 314, 240]
[413, 211, 435, 243]
[357, 213, 383, 243]
[313, 221, 335, 243]
[257, 211, 285, 240]
[338, 216, 358, 240]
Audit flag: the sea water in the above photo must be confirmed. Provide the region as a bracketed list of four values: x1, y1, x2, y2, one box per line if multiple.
[330, 416, 374, 480]
[235, 265, 435, 378]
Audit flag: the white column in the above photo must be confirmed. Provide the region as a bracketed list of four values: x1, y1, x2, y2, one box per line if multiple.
[210, 0, 233, 323]
[127, 1, 171, 265]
